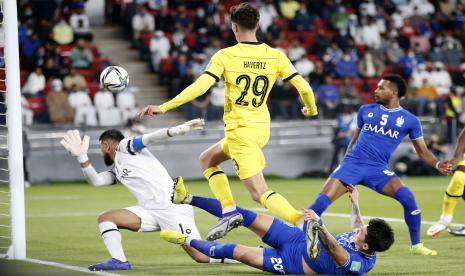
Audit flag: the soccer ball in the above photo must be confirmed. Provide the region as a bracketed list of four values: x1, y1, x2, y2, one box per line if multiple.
[100, 66, 129, 93]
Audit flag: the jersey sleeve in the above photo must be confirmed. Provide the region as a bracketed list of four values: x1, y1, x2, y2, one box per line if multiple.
[409, 116, 423, 140]
[117, 137, 142, 155]
[338, 253, 372, 275]
[204, 51, 224, 81]
[356, 105, 365, 129]
[277, 50, 298, 81]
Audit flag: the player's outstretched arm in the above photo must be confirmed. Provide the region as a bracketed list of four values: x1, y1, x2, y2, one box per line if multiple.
[60, 130, 115, 186]
[412, 138, 452, 175]
[138, 74, 216, 118]
[347, 185, 364, 231]
[130, 119, 205, 151]
[287, 75, 318, 117]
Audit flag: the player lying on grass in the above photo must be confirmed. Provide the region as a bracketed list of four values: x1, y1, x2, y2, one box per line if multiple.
[160, 179, 394, 275]
[428, 127, 465, 237]
[60, 119, 236, 271]
[307, 74, 453, 256]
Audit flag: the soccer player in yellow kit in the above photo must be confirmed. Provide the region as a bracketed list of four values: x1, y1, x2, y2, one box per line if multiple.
[427, 128, 465, 237]
[138, 3, 318, 241]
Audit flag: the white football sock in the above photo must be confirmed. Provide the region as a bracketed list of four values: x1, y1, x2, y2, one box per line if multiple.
[99, 221, 127, 262]
[222, 205, 237, 214]
[209, 258, 241, 264]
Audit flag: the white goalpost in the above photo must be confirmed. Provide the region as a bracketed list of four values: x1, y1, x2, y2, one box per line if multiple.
[1, 0, 26, 260]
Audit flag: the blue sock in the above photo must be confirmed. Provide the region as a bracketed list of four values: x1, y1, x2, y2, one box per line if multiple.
[308, 193, 332, 216]
[189, 240, 236, 259]
[191, 196, 222, 218]
[395, 186, 421, 245]
[236, 206, 257, 227]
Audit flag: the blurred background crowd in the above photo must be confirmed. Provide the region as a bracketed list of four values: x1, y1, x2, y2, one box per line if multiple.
[5, 0, 465, 157]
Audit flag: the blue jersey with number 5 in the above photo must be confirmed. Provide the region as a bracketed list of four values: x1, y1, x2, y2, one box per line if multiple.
[345, 104, 423, 165]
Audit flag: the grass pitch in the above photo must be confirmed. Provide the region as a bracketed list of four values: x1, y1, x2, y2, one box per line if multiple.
[0, 176, 464, 275]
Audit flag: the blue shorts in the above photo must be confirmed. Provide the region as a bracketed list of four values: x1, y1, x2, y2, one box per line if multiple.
[330, 158, 397, 192]
[262, 219, 306, 275]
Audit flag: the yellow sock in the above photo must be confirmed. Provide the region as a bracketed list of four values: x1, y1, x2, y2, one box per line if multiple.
[442, 193, 460, 216]
[203, 166, 235, 209]
[259, 190, 301, 224]
[442, 171, 465, 216]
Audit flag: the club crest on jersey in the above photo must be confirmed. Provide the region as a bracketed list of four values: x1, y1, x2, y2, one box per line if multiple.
[368, 112, 374, 118]
[396, 116, 405, 127]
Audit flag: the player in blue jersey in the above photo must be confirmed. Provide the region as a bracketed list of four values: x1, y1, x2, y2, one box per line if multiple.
[308, 74, 452, 256]
[161, 178, 394, 275]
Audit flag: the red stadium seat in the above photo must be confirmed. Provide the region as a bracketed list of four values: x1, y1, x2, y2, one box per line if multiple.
[59, 45, 74, 57]
[75, 69, 95, 83]
[87, 82, 100, 98]
[26, 96, 46, 114]
[20, 70, 29, 87]
[139, 31, 154, 48]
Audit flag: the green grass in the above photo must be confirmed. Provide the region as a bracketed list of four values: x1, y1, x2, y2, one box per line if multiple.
[1, 176, 464, 275]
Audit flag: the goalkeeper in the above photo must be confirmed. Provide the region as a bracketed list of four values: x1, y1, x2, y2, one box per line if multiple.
[61, 119, 235, 271]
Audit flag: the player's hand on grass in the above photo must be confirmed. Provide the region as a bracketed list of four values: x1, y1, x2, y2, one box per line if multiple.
[301, 209, 320, 222]
[60, 130, 90, 163]
[436, 160, 453, 175]
[347, 185, 359, 205]
[301, 106, 318, 117]
[138, 105, 162, 118]
[169, 119, 205, 136]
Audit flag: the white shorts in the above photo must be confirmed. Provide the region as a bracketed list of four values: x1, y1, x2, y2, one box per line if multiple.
[124, 204, 201, 239]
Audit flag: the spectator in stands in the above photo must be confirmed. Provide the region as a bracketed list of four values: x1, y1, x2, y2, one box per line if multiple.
[52, 15, 74, 45]
[317, 76, 340, 118]
[415, 78, 438, 116]
[431, 61, 452, 98]
[309, 60, 326, 89]
[195, 28, 210, 53]
[445, 87, 462, 143]
[329, 106, 357, 174]
[356, 16, 382, 49]
[385, 39, 405, 65]
[34, 46, 47, 68]
[69, 4, 93, 42]
[21, 32, 42, 70]
[132, 5, 155, 46]
[59, 57, 72, 80]
[213, 3, 230, 31]
[330, 6, 349, 32]
[410, 30, 431, 54]
[258, 0, 278, 32]
[155, 5, 175, 33]
[292, 3, 313, 31]
[452, 63, 465, 91]
[266, 17, 283, 42]
[312, 29, 331, 56]
[142, 0, 167, 11]
[186, 91, 211, 120]
[194, 7, 208, 30]
[64, 68, 87, 91]
[46, 79, 74, 124]
[398, 49, 424, 77]
[149, 31, 170, 72]
[191, 54, 208, 77]
[339, 77, 361, 110]
[42, 57, 60, 79]
[22, 67, 46, 97]
[280, 0, 300, 20]
[171, 53, 190, 96]
[326, 42, 343, 66]
[294, 55, 314, 77]
[270, 81, 301, 120]
[175, 5, 194, 31]
[358, 51, 384, 78]
[411, 63, 431, 88]
[70, 39, 93, 69]
[68, 85, 98, 127]
[205, 16, 221, 39]
[335, 53, 358, 78]
[287, 39, 306, 62]
[117, 88, 139, 126]
[21, 95, 34, 126]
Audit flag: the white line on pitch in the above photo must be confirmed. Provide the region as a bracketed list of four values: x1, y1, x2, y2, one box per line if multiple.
[0, 256, 120, 276]
[249, 208, 464, 226]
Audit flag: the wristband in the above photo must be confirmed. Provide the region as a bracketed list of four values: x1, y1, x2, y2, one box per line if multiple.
[435, 161, 440, 170]
[77, 154, 89, 163]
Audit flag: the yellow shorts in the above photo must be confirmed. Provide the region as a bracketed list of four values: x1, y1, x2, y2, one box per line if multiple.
[220, 126, 270, 180]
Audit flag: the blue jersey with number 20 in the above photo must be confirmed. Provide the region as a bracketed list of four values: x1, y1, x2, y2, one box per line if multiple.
[345, 104, 423, 165]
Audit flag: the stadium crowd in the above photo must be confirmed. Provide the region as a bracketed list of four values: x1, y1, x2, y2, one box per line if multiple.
[9, 0, 465, 145]
[12, 0, 139, 128]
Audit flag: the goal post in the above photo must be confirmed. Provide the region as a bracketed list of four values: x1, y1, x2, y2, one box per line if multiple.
[3, 0, 26, 260]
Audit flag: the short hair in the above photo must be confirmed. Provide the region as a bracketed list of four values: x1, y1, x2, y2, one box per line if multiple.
[382, 74, 407, 98]
[230, 3, 259, 30]
[365, 218, 394, 252]
[99, 129, 124, 144]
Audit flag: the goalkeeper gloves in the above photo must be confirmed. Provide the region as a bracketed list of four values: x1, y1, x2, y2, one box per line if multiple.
[168, 118, 205, 136]
[60, 129, 90, 163]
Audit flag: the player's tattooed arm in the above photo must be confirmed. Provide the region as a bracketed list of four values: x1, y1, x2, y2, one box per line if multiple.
[317, 226, 349, 266]
[348, 186, 364, 231]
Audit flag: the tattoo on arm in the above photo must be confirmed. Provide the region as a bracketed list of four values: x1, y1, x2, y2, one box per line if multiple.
[351, 203, 364, 231]
[318, 227, 338, 253]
